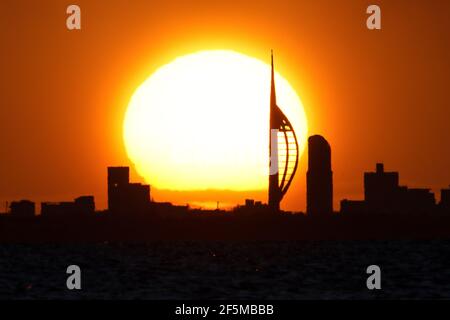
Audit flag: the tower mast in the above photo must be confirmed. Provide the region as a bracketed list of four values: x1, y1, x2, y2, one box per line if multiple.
[268, 51, 281, 211]
[267, 52, 300, 212]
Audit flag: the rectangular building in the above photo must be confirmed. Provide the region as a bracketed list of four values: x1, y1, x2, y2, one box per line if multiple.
[364, 163, 399, 213]
[10, 200, 35, 217]
[107, 167, 150, 213]
[41, 196, 95, 217]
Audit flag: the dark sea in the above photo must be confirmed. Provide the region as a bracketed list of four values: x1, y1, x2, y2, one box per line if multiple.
[0, 240, 449, 300]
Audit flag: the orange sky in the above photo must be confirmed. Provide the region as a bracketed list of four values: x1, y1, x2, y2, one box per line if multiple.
[1, 0, 449, 212]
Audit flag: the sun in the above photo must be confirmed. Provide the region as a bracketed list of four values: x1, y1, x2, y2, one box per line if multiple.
[123, 50, 308, 191]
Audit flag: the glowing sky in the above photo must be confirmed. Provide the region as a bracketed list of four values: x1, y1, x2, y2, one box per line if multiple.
[1, 1, 449, 211]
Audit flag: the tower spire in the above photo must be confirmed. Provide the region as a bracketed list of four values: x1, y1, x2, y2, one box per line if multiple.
[270, 50, 276, 107]
[269, 50, 280, 211]
[267, 51, 300, 213]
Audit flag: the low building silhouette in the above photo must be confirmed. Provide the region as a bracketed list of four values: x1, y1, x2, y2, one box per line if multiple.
[107, 167, 150, 213]
[307, 135, 333, 215]
[440, 186, 450, 212]
[398, 187, 435, 213]
[41, 196, 95, 218]
[233, 198, 268, 215]
[340, 200, 367, 214]
[74, 196, 95, 214]
[10, 200, 35, 217]
[243, 199, 264, 209]
[150, 201, 189, 217]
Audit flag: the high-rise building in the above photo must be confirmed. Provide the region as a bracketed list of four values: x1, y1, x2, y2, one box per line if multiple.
[307, 135, 333, 215]
[364, 163, 399, 213]
[268, 52, 299, 211]
[108, 166, 130, 211]
[107, 167, 150, 213]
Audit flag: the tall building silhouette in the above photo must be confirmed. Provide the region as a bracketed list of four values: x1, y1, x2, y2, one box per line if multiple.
[341, 163, 436, 214]
[107, 167, 150, 213]
[307, 135, 333, 215]
[268, 52, 299, 211]
[364, 163, 398, 213]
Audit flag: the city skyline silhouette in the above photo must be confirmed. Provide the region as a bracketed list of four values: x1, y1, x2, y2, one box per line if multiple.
[1, 127, 450, 242]
[4, 138, 450, 217]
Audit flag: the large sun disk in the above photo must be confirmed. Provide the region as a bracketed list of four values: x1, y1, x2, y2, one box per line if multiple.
[124, 50, 308, 191]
